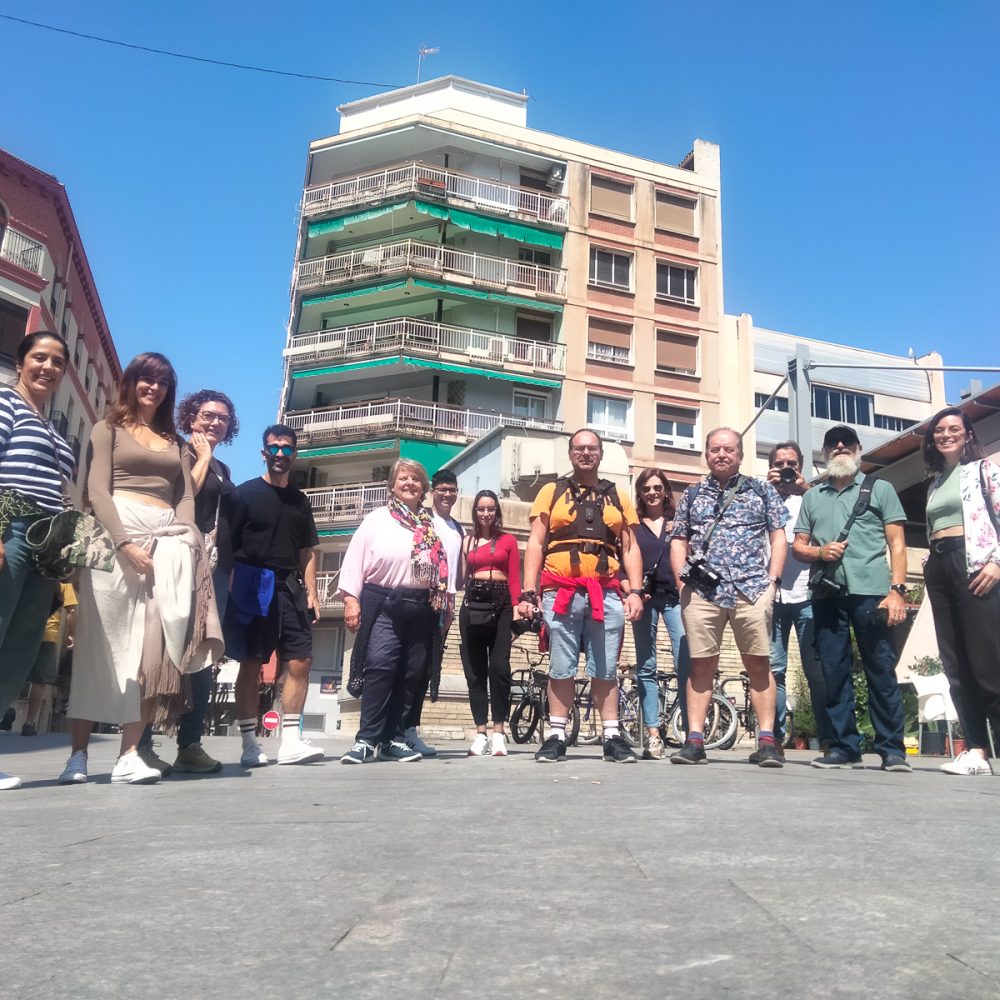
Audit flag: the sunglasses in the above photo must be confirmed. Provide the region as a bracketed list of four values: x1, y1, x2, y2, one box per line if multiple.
[265, 444, 295, 457]
[198, 410, 231, 425]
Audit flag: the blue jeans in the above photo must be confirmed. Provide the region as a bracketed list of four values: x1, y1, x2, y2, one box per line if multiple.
[770, 600, 833, 744]
[0, 517, 56, 714]
[812, 594, 905, 760]
[543, 589, 624, 681]
[632, 600, 690, 732]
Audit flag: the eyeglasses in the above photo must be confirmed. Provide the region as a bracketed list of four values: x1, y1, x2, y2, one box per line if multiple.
[433, 487, 458, 495]
[138, 376, 172, 389]
[197, 410, 231, 426]
[570, 446, 600, 454]
[932, 427, 965, 437]
[641, 485, 664, 493]
[265, 444, 295, 457]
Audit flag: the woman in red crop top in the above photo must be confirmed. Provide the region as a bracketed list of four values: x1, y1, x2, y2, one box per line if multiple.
[459, 489, 521, 757]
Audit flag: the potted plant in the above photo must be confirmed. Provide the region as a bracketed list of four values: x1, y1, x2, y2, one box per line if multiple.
[791, 673, 815, 750]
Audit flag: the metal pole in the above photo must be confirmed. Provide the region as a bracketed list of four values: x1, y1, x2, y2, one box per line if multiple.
[792, 343, 814, 477]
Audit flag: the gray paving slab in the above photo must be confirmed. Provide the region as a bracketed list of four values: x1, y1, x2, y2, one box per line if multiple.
[2, 732, 999, 1000]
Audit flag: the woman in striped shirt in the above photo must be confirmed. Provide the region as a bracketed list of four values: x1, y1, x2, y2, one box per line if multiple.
[0, 331, 75, 791]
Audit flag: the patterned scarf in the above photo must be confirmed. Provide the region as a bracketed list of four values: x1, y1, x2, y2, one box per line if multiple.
[387, 493, 450, 610]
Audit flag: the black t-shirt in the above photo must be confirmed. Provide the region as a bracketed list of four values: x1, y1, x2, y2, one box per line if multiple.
[191, 454, 240, 573]
[634, 519, 679, 605]
[231, 477, 319, 573]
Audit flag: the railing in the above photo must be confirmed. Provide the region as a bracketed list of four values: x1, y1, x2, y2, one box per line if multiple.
[586, 342, 633, 366]
[296, 238, 566, 298]
[304, 482, 388, 526]
[49, 410, 69, 439]
[286, 316, 565, 374]
[302, 161, 569, 227]
[316, 572, 344, 611]
[0, 226, 45, 275]
[284, 397, 563, 443]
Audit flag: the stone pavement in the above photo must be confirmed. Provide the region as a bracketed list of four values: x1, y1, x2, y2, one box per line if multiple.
[2, 733, 1000, 1000]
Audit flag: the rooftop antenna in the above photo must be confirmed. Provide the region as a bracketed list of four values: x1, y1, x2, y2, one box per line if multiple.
[416, 44, 439, 83]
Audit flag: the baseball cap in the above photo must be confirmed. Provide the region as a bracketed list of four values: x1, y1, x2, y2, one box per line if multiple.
[823, 425, 860, 448]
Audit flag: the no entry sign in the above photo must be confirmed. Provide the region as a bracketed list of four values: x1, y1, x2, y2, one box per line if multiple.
[262, 710, 281, 731]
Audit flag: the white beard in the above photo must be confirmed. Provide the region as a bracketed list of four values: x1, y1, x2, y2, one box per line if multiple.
[826, 453, 861, 478]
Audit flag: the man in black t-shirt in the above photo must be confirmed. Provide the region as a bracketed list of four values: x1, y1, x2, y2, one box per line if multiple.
[224, 424, 323, 767]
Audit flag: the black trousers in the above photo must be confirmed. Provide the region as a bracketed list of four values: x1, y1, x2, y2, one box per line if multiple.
[459, 591, 513, 727]
[405, 620, 445, 730]
[356, 590, 436, 745]
[924, 543, 1000, 751]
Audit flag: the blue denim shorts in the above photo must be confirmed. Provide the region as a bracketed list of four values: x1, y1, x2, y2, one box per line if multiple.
[542, 588, 624, 681]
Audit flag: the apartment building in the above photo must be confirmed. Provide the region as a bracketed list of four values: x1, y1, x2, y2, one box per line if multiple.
[0, 148, 121, 505]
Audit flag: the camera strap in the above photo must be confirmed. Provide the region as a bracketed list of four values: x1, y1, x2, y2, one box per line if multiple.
[832, 475, 876, 544]
[698, 476, 745, 554]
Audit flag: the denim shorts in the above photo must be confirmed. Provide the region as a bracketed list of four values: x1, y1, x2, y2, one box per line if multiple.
[542, 588, 624, 681]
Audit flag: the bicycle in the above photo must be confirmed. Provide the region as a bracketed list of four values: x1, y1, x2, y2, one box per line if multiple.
[652, 669, 738, 751]
[718, 670, 794, 749]
[509, 647, 581, 746]
[567, 670, 643, 747]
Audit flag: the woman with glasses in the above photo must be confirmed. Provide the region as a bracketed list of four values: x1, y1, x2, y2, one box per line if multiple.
[135, 390, 241, 776]
[922, 407, 1000, 776]
[628, 468, 690, 759]
[59, 354, 223, 786]
[460, 489, 521, 757]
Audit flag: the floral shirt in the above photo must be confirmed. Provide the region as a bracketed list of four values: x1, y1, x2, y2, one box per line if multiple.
[927, 459, 1000, 574]
[671, 474, 787, 608]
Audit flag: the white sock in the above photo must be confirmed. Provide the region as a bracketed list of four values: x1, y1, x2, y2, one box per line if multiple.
[238, 719, 257, 748]
[546, 716, 568, 741]
[281, 714, 302, 740]
[603, 721, 620, 739]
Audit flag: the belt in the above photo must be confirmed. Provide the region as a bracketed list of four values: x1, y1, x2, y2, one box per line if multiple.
[929, 536, 965, 554]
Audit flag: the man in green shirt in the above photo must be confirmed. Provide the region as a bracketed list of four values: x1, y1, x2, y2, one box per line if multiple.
[793, 425, 910, 771]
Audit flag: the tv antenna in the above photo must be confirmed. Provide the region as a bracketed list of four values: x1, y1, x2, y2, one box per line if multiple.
[417, 44, 439, 82]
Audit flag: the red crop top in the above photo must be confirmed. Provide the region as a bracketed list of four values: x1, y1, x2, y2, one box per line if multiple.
[464, 531, 521, 603]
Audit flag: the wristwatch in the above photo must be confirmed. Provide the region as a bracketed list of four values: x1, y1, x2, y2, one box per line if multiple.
[889, 584, 908, 596]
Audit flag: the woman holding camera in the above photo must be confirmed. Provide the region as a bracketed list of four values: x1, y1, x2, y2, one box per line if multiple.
[459, 490, 521, 757]
[628, 468, 690, 759]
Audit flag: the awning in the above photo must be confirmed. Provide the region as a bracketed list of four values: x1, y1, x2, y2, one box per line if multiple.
[399, 438, 464, 470]
[301, 281, 408, 309]
[307, 203, 398, 238]
[317, 528, 356, 537]
[297, 438, 397, 459]
[291, 354, 560, 388]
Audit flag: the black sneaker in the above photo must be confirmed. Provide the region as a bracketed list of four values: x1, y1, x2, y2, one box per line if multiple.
[534, 735, 567, 762]
[756, 743, 784, 768]
[20, 723, 37, 737]
[881, 755, 912, 773]
[603, 734, 638, 763]
[811, 750, 864, 769]
[669, 740, 707, 765]
[749, 743, 785, 765]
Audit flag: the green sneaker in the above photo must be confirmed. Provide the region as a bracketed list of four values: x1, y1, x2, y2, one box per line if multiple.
[173, 742, 223, 774]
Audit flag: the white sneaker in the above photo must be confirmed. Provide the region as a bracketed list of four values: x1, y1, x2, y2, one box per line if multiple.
[240, 742, 270, 768]
[0, 771, 22, 790]
[468, 733, 490, 756]
[58, 750, 88, 785]
[277, 735, 325, 765]
[491, 732, 508, 757]
[111, 750, 161, 784]
[404, 726, 437, 757]
[941, 750, 993, 776]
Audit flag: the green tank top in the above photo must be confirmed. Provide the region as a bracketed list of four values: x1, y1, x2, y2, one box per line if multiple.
[927, 464, 964, 534]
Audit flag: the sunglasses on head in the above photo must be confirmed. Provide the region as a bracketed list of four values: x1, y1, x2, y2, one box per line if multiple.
[265, 444, 294, 457]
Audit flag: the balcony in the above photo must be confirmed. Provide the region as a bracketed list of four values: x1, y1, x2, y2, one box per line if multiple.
[302, 161, 569, 228]
[316, 572, 344, 611]
[304, 482, 388, 528]
[285, 317, 565, 376]
[295, 239, 566, 300]
[49, 410, 69, 439]
[0, 226, 45, 275]
[284, 397, 563, 447]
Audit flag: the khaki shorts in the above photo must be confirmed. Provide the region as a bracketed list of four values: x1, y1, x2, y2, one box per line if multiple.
[681, 585, 775, 658]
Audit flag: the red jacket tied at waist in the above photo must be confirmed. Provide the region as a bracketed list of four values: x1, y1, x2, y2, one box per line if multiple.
[540, 571, 621, 622]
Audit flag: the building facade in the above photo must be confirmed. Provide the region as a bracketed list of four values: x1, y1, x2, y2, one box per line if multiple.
[0, 148, 121, 505]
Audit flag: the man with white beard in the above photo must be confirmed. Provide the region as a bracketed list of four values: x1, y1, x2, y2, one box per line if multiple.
[793, 425, 910, 771]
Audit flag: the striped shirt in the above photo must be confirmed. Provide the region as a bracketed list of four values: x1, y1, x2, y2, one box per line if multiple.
[0, 388, 76, 512]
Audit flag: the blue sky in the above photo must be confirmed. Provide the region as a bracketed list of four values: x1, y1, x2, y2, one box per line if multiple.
[3, 1, 998, 480]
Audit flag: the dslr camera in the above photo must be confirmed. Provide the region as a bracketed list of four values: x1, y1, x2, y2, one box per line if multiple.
[807, 564, 846, 599]
[680, 554, 721, 591]
[641, 567, 659, 597]
[511, 606, 544, 637]
[778, 466, 798, 485]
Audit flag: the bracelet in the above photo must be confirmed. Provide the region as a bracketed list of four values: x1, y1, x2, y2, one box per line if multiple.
[518, 590, 537, 603]
[116, 539, 132, 551]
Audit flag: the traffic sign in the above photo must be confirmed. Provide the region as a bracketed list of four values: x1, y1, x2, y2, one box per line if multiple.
[262, 710, 280, 731]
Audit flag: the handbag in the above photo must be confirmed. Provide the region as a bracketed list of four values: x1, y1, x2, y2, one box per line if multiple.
[464, 538, 501, 627]
[25, 508, 116, 581]
[203, 462, 223, 572]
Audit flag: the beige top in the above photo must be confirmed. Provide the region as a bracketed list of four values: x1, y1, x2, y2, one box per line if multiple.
[87, 421, 196, 546]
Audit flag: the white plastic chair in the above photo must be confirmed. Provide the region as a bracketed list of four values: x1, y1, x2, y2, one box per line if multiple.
[910, 673, 958, 756]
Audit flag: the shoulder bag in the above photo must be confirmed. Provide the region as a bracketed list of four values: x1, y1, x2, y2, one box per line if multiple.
[464, 536, 501, 627]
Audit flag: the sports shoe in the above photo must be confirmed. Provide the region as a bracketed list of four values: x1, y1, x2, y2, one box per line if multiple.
[749, 743, 786, 765]
[941, 750, 993, 776]
[881, 755, 912, 773]
[468, 733, 490, 756]
[670, 740, 707, 765]
[173, 742, 223, 774]
[534, 734, 567, 762]
[240, 742, 270, 768]
[379, 740, 422, 762]
[811, 750, 864, 769]
[0, 771, 23, 790]
[404, 727, 437, 757]
[340, 740, 378, 764]
[58, 750, 88, 784]
[603, 734, 638, 763]
[137, 745, 173, 778]
[277, 735, 325, 765]
[643, 732, 664, 760]
[20, 723, 37, 737]
[111, 750, 161, 784]
[490, 732, 508, 757]
[756, 743, 784, 768]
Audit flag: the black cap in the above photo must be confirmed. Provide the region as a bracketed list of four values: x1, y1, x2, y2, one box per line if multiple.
[823, 425, 860, 449]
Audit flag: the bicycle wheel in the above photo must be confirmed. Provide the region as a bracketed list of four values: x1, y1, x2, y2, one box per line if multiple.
[564, 702, 581, 747]
[669, 694, 737, 750]
[619, 688, 642, 747]
[509, 696, 540, 744]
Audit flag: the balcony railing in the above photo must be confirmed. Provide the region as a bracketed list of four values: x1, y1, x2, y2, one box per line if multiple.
[304, 482, 388, 527]
[286, 317, 565, 374]
[284, 397, 563, 445]
[0, 226, 45, 275]
[296, 239, 566, 299]
[316, 572, 344, 611]
[302, 161, 569, 227]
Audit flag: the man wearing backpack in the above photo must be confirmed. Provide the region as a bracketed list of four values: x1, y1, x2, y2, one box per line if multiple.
[669, 427, 789, 767]
[792, 425, 910, 771]
[517, 429, 645, 763]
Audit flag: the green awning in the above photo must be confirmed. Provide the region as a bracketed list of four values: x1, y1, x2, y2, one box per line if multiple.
[300, 281, 409, 309]
[307, 203, 398, 238]
[411, 279, 563, 313]
[399, 438, 464, 470]
[297, 438, 397, 459]
[291, 355, 559, 388]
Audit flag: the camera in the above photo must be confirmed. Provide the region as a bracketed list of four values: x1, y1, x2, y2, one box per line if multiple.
[807, 564, 846, 599]
[681, 554, 721, 591]
[778, 467, 798, 484]
[641, 567, 659, 596]
[511, 606, 544, 636]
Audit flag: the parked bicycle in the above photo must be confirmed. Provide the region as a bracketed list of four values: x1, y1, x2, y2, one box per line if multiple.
[653, 669, 737, 751]
[718, 670, 794, 749]
[509, 647, 582, 746]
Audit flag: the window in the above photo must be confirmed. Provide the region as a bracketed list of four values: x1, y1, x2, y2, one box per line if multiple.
[589, 247, 632, 290]
[812, 386, 872, 426]
[513, 390, 548, 422]
[655, 261, 697, 305]
[656, 330, 698, 374]
[656, 404, 699, 449]
[874, 414, 917, 432]
[587, 317, 632, 365]
[518, 247, 552, 267]
[587, 393, 631, 441]
[590, 175, 633, 220]
[515, 313, 552, 342]
[754, 393, 789, 413]
[655, 192, 697, 236]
